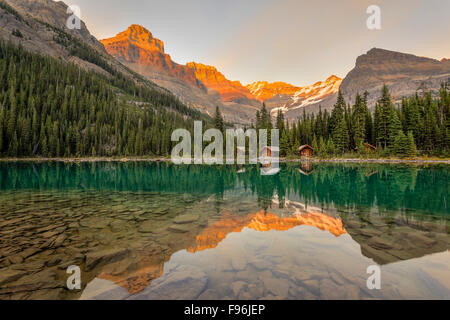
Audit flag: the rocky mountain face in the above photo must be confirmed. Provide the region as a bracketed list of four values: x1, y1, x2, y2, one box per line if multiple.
[340, 48, 450, 108]
[247, 76, 342, 118]
[100, 24, 345, 123]
[279, 49, 450, 120]
[5, 0, 102, 50]
[3, 0, 450, 124]
[0, 0, 138, 78]
[246, 81, 302, 101]
[101, 25, 203, 89]
[186, 62, 256, 104]
[101, 25, 261, 124]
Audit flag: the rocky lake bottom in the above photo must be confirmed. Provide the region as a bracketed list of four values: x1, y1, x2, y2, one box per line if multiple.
[0, 162, 448, 300]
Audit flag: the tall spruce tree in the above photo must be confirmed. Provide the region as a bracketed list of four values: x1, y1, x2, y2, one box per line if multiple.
[214, 106, 224, 132]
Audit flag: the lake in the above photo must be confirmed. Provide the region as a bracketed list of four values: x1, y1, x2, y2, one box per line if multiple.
[0, 162, 448, 300]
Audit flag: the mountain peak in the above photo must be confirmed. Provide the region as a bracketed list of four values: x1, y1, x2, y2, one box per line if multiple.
[357, 47, 441, 67]
[326, 75, 342, 82]
[101, 24, 164, 53]
[186, 62, 219, 72]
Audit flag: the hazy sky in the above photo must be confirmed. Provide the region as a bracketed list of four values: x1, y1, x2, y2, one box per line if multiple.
[62, 0, 450, 86]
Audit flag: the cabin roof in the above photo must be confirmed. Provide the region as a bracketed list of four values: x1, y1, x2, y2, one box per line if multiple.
[298, 145, 314, 152]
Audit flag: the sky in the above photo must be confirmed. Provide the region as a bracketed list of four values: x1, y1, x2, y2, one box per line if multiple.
[62, 0, 450, 87]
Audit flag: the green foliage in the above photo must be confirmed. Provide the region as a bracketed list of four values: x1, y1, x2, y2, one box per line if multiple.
[406, 131, 418, 157]
[0, 40, 207, 157]
[250, 84, 449, 158]
[392, 130, 408, 157]
[213, 106, 224, 133]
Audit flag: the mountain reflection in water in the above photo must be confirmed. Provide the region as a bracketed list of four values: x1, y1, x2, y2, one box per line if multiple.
[0, 162, 448, 300]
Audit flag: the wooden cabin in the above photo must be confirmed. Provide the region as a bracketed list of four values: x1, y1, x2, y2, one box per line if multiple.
[363, 143, 377, 153]
[298, 145, 314, 158]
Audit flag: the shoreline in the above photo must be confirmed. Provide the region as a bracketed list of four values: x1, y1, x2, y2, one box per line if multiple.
[0, 157, 449, 164]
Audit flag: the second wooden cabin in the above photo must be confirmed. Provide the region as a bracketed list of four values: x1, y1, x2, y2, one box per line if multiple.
[298, 145, 314, 158]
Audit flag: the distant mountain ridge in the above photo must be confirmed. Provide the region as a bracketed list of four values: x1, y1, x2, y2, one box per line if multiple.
[100, 25, 262, 124]
[102, 24, 450, 123]
[2, 1, 450, 124]
[100, 24, 344, 123]
[247, 76, 342, 116]
[340, 48, 450, 108]
[186, 62, 256, 104]
[100, 25, 203, 89]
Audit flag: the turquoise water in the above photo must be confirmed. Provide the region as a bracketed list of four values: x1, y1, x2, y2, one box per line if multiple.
[0, 162, 448, 299]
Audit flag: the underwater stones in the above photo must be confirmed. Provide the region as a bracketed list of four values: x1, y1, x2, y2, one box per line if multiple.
[138, 221, 155, 233]
[0, 280, 64, 297]
[46, 256, 62, 267]
[258, 270, 290, 297]
[405, 232, 438, 248]
[271, 265, 292, 279]
[131, 265, 207, 300]
[10, 260, 46, 273]
[0, 268, 26, 286]
[0, 218, 26, 228]
[301, 279, 320, 295]
[85, 248, 129, 271]
[7, 254, 24, 265]
[173, 214, 199, 224]
[231, 256, 247, 271]
[167, 224, 191, 233]
[367, 236, 395, 250]
[247, 257, 268, 271]
[15, 269, 57, 286]
[110, 220, 128, 233]
[360, 245, 396, 265]
[319, 279, 360, 300]
[231, 281, 247, 297]
[197, 289, 220, 300]
[51, 235, 67, 249]
[20, 247, 42, 260]
[247, 283, 264, 299]
[79, 217, 113, 229]
[235, 270, 253, 281]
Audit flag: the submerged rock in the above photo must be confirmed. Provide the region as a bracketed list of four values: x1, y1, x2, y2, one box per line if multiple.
[130, 265, 207, 300]
[0, 268, 26, 286]
[85, 248, 129, 271]
[173, 214, 199, 224]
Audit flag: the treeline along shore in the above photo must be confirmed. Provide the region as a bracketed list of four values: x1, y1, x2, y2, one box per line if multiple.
[0, 40, 449, 160]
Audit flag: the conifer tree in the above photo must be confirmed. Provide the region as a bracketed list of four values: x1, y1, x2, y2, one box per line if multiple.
[388, 109, 402, 148]
[406, 131, 418, 157]
[214, 106, 224, 133]
[377, 85, 393, 149]
[334, 117, 349, 154]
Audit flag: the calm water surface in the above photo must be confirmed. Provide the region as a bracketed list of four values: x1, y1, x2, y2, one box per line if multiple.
[0, 162, 448, 300]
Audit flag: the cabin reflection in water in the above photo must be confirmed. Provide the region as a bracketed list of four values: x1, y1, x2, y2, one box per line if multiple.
[298, 162, 314, 176]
